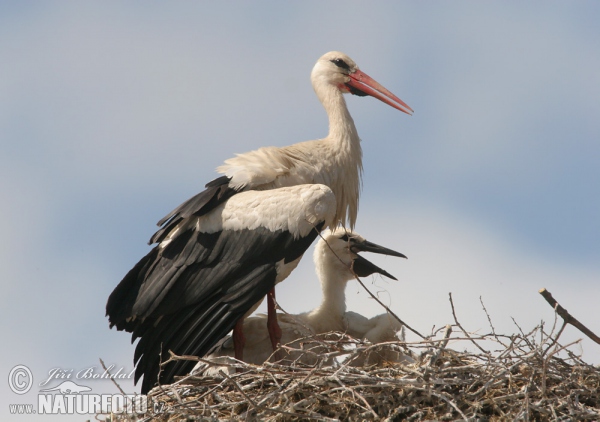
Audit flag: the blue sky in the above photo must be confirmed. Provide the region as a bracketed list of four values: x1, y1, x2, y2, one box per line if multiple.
[2, 2, 599, 420]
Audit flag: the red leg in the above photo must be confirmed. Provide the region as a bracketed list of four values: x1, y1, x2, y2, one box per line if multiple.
[232, 318, 245, 361]
[267, 288, 282, 352]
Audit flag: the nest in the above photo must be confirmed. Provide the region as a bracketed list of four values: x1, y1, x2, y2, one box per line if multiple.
[105, 327, 599, 421]
[103, 290, 600, 421]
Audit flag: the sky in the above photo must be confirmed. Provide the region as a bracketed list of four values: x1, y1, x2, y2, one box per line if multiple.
[2, 2, 599, 420]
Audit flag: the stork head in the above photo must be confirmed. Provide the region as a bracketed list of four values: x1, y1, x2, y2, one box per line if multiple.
[314, 228, 407, 284]
[311, 51, 413, 115]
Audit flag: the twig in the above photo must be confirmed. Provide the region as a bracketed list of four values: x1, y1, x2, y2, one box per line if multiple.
[353, 274, 427, 340]
[449, 292, 489, 354]
[99, 358, 128, 397]
[480, 296, 508, 348]
[542, 320, 568, 357]
[428, 325, 452, 367]
[422, 325, 452, 383]
[539, 288, 600, 345]
[511, 316, 536, 352]
[429, 390, 468, 421]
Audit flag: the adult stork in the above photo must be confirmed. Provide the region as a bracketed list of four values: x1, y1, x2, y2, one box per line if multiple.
[199, 228, 407, 370]
[106, 51, 412, 393]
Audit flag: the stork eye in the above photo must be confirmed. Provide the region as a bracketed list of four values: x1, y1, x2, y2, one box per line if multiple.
[339, 234, 357, 243]
[339, 234, 350, 242]
[330, 58, 350, 71]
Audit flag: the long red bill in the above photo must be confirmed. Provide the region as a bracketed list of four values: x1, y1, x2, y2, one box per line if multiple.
[348, 69, 414, 115]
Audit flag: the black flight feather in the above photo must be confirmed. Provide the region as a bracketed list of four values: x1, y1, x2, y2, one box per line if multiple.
[150, 176, 238, 244]
[107, 221, 325, 394]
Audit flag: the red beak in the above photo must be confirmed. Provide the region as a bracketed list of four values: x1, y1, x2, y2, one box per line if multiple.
[347, 69, 414, 115]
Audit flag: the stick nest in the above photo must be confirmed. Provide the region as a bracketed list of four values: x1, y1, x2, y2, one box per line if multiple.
[109, 322, 600, 421]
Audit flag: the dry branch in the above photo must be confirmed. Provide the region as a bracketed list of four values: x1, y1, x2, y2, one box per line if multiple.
[539, 288, 600, 345]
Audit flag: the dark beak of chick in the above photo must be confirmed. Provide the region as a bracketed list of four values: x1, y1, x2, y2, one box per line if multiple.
[350, 239, 407, 280]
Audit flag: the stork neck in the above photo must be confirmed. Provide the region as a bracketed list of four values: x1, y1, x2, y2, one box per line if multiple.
[310, 83, 363, 229]
[310, 264, 349, 324]
[321, 87, 359, 143]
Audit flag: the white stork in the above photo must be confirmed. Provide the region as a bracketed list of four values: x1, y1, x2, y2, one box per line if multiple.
[199, 229, 407, 370]
[106, 51, 412, 393]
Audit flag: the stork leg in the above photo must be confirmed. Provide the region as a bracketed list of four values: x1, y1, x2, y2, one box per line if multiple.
[267, 288, 283, 359]
[232, 318, 245, 362]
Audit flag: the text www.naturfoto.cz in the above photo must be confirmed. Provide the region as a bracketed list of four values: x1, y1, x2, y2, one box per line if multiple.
[9, 404, 34, 415]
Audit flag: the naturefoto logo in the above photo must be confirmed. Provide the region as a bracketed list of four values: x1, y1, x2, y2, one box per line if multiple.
[7, 364, 149, 416]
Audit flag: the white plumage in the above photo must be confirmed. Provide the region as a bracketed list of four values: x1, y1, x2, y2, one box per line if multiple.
[199, 229, 409, 370]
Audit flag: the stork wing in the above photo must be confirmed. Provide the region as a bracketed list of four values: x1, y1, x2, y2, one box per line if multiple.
[106, 184, 335, 393]
[149, 176, 238, 244]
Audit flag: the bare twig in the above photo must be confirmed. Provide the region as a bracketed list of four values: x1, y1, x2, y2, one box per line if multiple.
[480, 296, 508, 348]
[539, 288, 600, 345]
[542, 320, 568, 357]
[427, 325, 452, 367]
[449, 292, 489, 354]
[99, 358, 128, 397]
[353, 274, 427, 340]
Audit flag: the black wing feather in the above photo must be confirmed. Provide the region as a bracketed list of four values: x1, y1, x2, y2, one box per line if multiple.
[150, 176, 238, 244]
[107, 222, 324, 393]
[136, 265, 275, 393]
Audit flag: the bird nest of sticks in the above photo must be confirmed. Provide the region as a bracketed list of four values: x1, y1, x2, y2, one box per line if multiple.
[105, 290, 600, 421]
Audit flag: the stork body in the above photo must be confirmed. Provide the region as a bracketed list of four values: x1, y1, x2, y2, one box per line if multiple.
[106, 52, 412, 393]
[200, 229, 407, 369]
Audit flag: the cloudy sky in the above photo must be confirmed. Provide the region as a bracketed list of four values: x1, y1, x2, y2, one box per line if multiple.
[2, 2, 599, 420]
